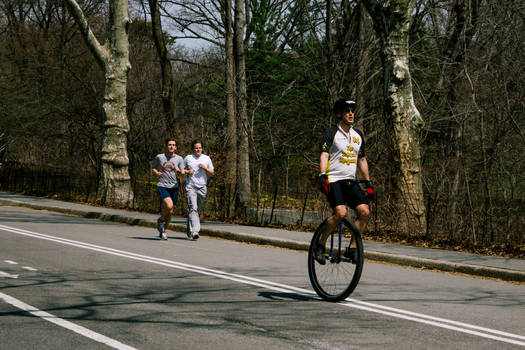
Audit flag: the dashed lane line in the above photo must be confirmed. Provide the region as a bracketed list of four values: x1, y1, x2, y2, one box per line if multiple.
[22, 266, 38, 271]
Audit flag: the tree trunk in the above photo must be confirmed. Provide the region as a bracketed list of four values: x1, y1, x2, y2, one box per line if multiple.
[148, 0, 177, 133]
[64, 0, 133, 207]
[356, 2, 371, 120]
[326, 0, 336, 106]
[363, 0, 426, 234]
[438, 0, 481, 241]
[222, 0, 237, 218]
[234, 0, 251, 214]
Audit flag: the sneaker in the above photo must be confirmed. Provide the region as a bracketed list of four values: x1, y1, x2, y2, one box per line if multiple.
[314, 244, 326, 265]
[161, 232, 168, 240]
[192, 232, 199, 240]
[343, 247, 357, 264]
[157, 218, 165, 236]
[186, 231, 192, 239]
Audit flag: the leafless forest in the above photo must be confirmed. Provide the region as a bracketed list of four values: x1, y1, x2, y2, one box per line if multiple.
[0, 0, 523, 255]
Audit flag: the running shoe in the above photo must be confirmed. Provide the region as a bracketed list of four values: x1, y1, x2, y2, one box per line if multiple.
[343, 247, 357, 264]
[314, 244, 326, 265]
[157, 218, 165, 237]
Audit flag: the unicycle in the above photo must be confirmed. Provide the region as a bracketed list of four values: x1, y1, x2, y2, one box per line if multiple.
[308, 218, 364, 302]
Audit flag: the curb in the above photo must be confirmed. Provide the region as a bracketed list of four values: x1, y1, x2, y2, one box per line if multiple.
[364, 251, 525, 283]
[1, 198, 524, 283]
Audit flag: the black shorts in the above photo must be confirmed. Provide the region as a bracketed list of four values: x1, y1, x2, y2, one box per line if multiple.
[327, 179, 368, 209]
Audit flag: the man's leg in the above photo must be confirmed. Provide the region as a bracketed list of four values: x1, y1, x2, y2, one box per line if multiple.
[164, 188, 178, 227]
[337, 203, 370, 260]
[320, 205, 347, 245]
[159, 198, 173, 239]
[156, 187, 170, 238]
[160, 197, 174, 224]
[191, 186, 207, 239]
[354, 203, 370, 233]
[314, 205, 347, 264]
[186, 185, 200, 238]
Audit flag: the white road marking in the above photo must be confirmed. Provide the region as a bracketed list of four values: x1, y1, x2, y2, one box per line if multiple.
[0, 271, 19, 279]
[22, 266, 38, 271]
[0, 291, 137, 350]
[1, 224, 524, 347]
[4, 260, 18, 264]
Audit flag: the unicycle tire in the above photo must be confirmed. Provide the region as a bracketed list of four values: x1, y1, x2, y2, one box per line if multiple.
[308, 218, 364, 302]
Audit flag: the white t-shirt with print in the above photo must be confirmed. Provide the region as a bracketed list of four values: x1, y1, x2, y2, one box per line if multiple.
[319, 124, 366, 183]
[184, 154, 214, 188]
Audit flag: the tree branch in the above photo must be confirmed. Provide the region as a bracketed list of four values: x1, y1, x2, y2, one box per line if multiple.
[63, 0, 108, 70]
[361, 0, 389, 37]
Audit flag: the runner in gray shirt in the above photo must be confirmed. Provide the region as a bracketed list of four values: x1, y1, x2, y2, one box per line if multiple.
[152, 138, 186, 240]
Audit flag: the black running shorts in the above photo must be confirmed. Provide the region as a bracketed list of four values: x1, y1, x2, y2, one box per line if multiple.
[327, 179, 368, 209]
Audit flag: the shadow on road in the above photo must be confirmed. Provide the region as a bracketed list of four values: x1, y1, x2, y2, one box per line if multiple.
[258, 291, 313, 302]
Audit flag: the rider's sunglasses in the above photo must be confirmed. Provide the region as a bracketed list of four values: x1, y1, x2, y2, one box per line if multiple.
[343, 106, 355, 113]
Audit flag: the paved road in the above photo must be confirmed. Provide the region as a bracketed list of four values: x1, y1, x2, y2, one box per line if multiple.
[1, 191, 524, 283]
[1, 206, 524, 349]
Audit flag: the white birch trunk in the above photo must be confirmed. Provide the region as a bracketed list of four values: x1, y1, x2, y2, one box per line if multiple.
[364, 0, 426, 234]
[65, 0, 133, 207]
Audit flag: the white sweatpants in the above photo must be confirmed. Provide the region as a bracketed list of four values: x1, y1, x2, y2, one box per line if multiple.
[186, 184, 207, 235]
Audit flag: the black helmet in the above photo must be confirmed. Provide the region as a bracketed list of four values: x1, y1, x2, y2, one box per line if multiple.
[334, 98, 356, 114]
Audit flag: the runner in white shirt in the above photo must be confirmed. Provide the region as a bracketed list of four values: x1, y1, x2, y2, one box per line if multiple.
[183, 140, 214, 240]
[315, 98, 376, 264]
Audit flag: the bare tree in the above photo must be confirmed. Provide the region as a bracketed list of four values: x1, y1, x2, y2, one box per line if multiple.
[325, 0, 335, 105]
[435, 0, 480, 239]
[148, 0, 177, 132]
[234, 0, 251, 213]
[222, 0, 238, 217]
[158, 0, 246, 216]
[362, 0, 426, 234]
[64, 0, 134, 207]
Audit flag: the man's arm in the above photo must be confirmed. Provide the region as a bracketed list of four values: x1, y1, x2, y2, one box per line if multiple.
[152, 158, 162, 176]
[184, 157, 195, 175]
[358, 156, 376, 200]
[319, 152, 329, 174]
[199, 160, 214, 176]
[318, 152, 330, 194]
[357, 157, 371, 181]
[177, 158, 187, 174]
[152, 167, 162, 176]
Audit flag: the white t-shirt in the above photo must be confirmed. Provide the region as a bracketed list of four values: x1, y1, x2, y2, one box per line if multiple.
[184, 154, 214, 188]
[319, 124, 366, 182]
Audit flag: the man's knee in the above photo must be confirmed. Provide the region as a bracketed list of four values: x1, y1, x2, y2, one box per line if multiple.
[356, 205, 370, 219]
[333, 206, 347, 220]
[188, 207, 199, 214]
[162, 199, 174, 211]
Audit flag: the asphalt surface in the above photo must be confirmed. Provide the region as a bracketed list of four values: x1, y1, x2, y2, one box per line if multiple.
[1, 191, 524, 283]
[2, 206, 524, 349]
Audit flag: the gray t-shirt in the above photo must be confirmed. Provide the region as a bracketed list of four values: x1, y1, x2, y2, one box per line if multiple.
[152, 153, 184, 188]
